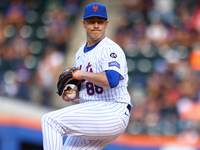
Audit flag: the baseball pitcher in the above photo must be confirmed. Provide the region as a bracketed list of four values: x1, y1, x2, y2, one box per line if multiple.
[41, 3, 132, 150]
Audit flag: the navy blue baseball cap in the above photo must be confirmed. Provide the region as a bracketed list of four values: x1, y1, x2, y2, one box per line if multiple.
[83, 3, 108, 20]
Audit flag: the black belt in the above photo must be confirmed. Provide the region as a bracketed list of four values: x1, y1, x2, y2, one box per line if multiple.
[127, 104, 131, 113]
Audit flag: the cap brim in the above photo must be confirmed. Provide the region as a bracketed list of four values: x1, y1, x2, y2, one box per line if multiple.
[84, 15, 107, 20]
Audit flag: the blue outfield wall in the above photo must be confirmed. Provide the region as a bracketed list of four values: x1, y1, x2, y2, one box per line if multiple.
[0, 125, 200, 150]
[0, 126, 42, 150]
[104, 145, 160, 150]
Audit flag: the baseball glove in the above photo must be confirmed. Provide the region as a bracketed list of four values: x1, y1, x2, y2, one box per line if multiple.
[57, 67, 81, 96]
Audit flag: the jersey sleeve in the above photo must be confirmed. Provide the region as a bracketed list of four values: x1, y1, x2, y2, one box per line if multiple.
[75, 45, 84, 68]
[100, 44, 126, 79]
[105, 70, 120, 88]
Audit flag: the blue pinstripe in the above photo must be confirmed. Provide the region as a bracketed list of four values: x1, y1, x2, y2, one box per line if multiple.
[41, 37, 131, 150]
[41, 101, 130, 150]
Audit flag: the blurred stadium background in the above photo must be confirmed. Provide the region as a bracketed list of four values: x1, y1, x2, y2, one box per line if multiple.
[0, 0, 200, 149]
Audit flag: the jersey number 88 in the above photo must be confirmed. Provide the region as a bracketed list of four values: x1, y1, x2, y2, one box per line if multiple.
[86, 82, 103, 95]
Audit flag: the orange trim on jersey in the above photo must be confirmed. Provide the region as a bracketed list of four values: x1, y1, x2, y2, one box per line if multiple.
[0, 114, 41, 130]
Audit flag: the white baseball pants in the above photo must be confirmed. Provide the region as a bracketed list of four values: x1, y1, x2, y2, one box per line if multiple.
[41, 101, 130, 150]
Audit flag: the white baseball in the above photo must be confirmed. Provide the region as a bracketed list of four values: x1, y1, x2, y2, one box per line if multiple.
[66, 90, 76, 99]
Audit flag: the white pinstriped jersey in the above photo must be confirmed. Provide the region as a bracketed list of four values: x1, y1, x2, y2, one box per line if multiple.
[42, 3, 132, 149]
[75, 37, 131, 104]
[41, 37, 132, 150]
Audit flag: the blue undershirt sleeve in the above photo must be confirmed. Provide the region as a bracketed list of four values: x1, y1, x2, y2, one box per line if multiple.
[105, 70, 120, 88]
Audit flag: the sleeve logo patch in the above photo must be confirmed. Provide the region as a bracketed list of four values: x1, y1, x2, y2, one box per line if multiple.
[110, 53, 117, 58]
[108, 61, 120, 69]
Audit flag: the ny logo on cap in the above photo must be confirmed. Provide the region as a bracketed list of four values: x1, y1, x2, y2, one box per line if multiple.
[93, 5, 98, 12]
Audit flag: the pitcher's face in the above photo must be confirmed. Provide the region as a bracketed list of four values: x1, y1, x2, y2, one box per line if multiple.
[82, 17, 108, 43]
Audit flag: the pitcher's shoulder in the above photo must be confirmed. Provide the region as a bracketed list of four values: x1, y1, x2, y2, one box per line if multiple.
[103, 37, 123, 50]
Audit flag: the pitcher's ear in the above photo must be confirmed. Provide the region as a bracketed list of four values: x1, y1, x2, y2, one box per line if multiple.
[82, 20, 86, 28]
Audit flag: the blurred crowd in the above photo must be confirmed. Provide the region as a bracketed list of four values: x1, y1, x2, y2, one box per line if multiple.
[113, 0, 200, 142]
[1, 0, 200, 140]
[0, 0, 82, 106]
